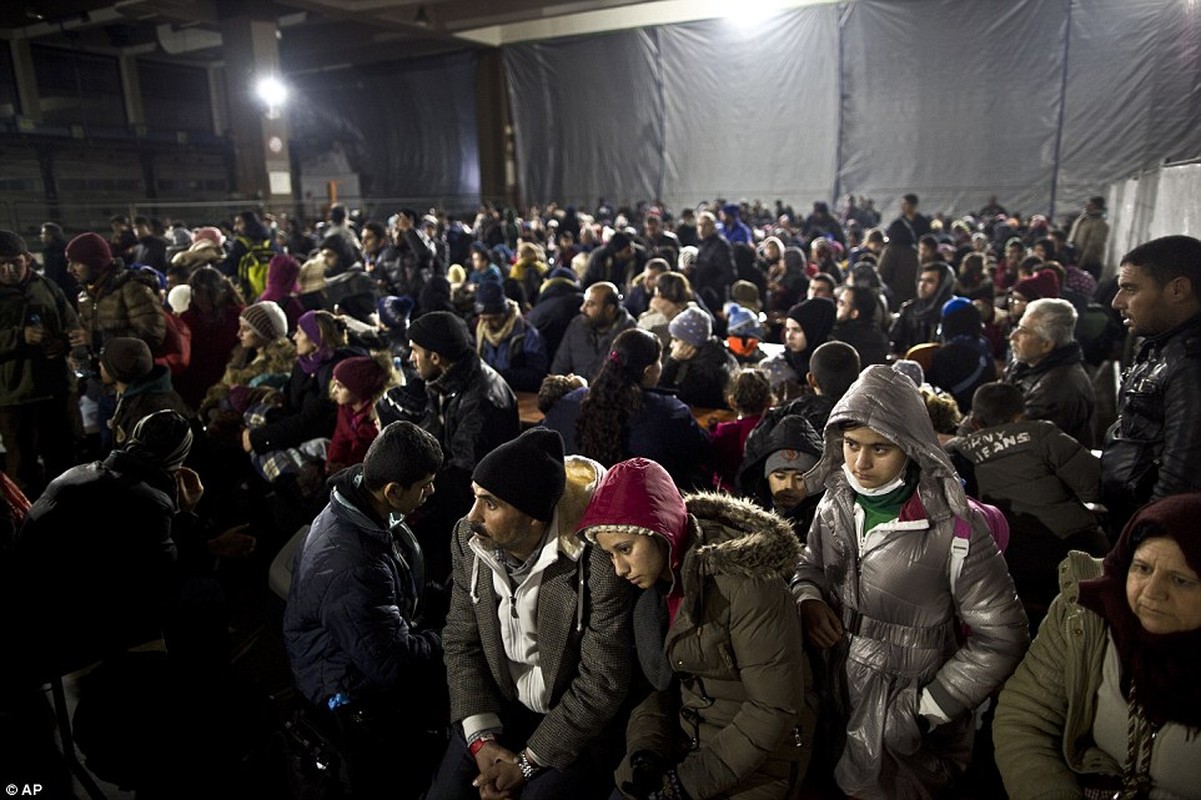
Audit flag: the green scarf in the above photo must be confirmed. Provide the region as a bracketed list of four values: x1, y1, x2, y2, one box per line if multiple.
[855, 470, 919, 534]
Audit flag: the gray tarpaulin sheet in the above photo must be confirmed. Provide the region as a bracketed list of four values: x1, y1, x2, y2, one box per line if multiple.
[503, 0, 1201, 220]
[289, 51, 480, 203]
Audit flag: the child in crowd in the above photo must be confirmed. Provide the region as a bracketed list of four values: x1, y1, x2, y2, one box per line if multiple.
[325, 355, 394, 476]
[710, 368, 772, 492]
[945, 381, 1108, 628]
[792, 364, 1028, 799]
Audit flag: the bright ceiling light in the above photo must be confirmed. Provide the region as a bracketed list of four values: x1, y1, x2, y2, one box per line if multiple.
[256, 75, 288, 108]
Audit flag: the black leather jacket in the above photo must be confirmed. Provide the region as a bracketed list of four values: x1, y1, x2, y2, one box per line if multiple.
[1101, 313, 1201, 529]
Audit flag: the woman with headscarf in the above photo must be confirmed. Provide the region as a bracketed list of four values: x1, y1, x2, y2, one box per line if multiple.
[994, 492, 1201, 799]
[256, 253, 304, 332]
[793, 365, 1027, 799]
[759, 298, 836, 401]
[242, 309, 362, 462]
[579, 458, 811, 800]
[764, 244, 809, 342]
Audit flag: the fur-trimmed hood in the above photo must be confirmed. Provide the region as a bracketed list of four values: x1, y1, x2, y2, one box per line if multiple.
[684, 491, 801, 581]
[577, 457, 800, 581]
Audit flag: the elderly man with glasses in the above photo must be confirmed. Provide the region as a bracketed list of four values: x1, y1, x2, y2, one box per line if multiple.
[1003, 297, 1095, 448]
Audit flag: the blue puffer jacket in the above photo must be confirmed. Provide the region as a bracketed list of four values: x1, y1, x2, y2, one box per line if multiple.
[283, 465, 441, 707]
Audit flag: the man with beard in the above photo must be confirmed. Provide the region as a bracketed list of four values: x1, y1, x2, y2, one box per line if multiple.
[888, 262, 955, 355]
[550, 282, 635, 380]
[425, 429, 633, 800]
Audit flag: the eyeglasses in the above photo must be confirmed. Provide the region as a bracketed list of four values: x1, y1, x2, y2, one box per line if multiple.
[0, 258, 25, 270]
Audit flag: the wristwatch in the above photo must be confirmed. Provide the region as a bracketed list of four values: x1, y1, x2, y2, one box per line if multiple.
[517, 750, 541, 781]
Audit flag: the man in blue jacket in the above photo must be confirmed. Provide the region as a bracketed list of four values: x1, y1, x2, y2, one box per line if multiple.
[283, 421, 447, 798]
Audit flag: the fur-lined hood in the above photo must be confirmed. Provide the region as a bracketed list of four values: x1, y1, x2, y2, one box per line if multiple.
[556, 454, 606, 559]
[577, 457, 800, 581]
[684, 491, 801, 581]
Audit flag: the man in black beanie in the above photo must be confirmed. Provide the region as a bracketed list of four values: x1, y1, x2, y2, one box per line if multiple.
[427, 429, 633, 800]
[406, 310, 519, 583]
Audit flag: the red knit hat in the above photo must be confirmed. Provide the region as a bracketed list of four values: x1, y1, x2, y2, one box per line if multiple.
[333, 356, 388, 401]
[66, 232, 113, 271]
[1012, 269, 1059, 301]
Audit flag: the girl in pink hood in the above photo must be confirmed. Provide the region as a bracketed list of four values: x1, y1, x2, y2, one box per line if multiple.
[578, 458, 810, 800]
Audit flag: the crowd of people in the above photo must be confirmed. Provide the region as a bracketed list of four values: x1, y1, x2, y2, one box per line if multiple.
[1, 190, 1200, 799]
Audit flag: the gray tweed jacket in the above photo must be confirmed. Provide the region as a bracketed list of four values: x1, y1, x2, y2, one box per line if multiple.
[443, 510, 633, 770]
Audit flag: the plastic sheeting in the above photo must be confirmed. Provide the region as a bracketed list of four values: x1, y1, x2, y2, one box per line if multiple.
[502, 0, 1201, 221]
[505, 8, 840, 211]
[288, 51, 480, 205]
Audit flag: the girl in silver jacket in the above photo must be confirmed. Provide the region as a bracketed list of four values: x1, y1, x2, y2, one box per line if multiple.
[792, 364, 1028, 799]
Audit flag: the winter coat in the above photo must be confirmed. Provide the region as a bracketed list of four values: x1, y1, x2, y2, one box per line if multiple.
[550, 307, 637, 381]
[284, 465, 441, 709]
[1067, 212, 1109, 271]
[792, 365, 1028, 800]
[325, 403, 378, 473]
[831, 318, 890, 367]
[928, 337, 997, 413]
[877, 244, 920, 307]
[15, 448, 203, 673]
[248, 346, 360, 454]
[1004, 342, 1096, 448]
[442, 456, 633, 771]
[541, 386, 711, 490]
[0, 270, 77, 405]
[475, 308, 549, 393]
[945, 420, 1100, 540]
[659, 337, 738, 409]
[694, 235, 736, 308]
[77, 262, 166, 351]
[887, 265, 956, 356]
[993, 552, 1116, 798]
[176, 304, 243, 410]
[420, 351, 519, 478]
[525, 277, 584, 363]
[199, 336, 297, 419]
[1101, 313, 1201, 530]
[322, 264, 379, 324]
[710, 415, 761, 493]
[598, 483, 810, 800]
[109, 365, 194, 447]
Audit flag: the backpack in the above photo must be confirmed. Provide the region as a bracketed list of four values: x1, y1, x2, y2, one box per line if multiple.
[949, 496, 1010, 596]
[151, 306, 192, 377]
[237, 236, 275, 299]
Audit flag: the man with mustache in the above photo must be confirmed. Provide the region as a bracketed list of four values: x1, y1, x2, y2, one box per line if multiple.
[426, 428, 633, 800]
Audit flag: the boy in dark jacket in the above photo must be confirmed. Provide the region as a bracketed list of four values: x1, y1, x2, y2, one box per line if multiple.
[945, 381, 1108, 626]
[284, 421, 447, 799]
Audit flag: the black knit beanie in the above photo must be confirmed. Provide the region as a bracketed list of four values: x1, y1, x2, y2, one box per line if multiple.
[408, 311, 472, 361]
[472, 429, 566, 522]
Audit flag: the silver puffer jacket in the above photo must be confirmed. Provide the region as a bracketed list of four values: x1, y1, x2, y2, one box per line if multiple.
[793, 365, 1028, 800]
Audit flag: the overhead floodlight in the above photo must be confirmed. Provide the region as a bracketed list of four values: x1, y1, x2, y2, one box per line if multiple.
[257, 75, 288, 108]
